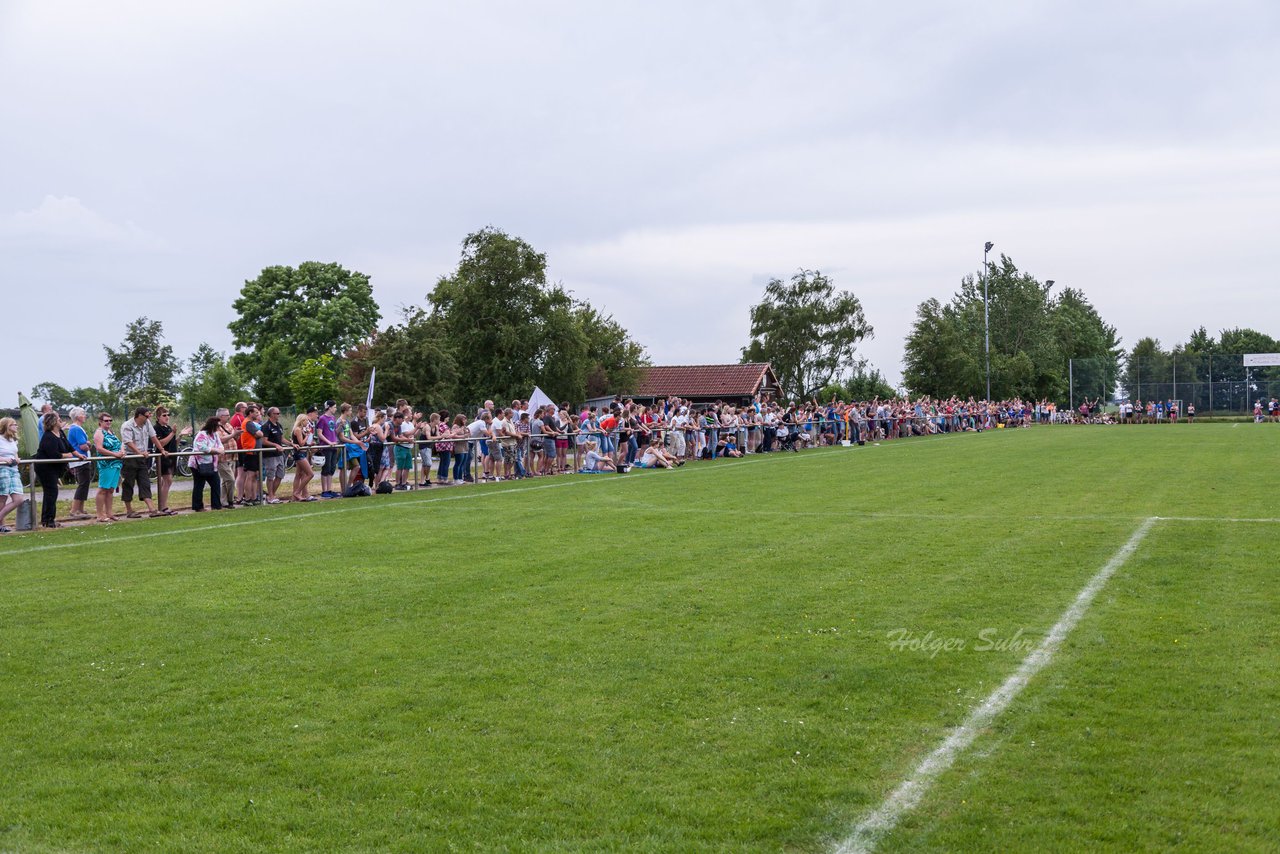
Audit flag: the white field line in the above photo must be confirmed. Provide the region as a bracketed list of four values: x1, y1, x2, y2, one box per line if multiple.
[0, 446, 848, 556]
[833, 516, 1159, 854]
[615, 505, 1280, 525]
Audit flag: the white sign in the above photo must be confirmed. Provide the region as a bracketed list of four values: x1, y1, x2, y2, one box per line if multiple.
[1243, 353, 1280, 367]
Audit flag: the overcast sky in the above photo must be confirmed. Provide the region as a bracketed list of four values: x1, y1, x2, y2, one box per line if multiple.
[4, 1, 1278, 400]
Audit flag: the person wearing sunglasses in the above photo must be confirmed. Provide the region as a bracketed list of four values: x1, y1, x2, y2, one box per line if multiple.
[93, 413, 126, 523]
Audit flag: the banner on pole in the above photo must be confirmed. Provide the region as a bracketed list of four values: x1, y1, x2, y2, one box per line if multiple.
[365, 367, 377, 412]
[1243, 353, 1280, 367]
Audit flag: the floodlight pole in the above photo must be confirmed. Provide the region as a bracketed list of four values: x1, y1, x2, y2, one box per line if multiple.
[983, 241, 994, 402]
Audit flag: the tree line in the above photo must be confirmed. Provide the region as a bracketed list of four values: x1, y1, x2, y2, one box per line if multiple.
[32, 236, 1275, 415]
[36, 228, 651, 415]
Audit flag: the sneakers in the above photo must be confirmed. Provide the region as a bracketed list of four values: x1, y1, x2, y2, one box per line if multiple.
[395, 484, 409, 491]
[453, 479, 464, 485]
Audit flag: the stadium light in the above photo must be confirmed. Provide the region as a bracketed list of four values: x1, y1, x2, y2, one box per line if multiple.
[1046, 279, 1055, 287]
[984, 242, 994, 403]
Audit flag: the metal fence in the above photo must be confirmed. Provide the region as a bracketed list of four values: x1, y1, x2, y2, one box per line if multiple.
[1071, 353, 1280, 415]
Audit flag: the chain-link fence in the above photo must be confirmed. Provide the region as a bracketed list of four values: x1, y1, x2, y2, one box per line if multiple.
[1071, 353, 1280, 415]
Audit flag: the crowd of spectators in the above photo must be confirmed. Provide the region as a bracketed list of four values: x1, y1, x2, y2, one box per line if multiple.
[7, 386, 1276, 532]
[2, 390, 1210, 533]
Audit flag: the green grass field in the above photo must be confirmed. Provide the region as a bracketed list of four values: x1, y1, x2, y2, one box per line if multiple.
[2, 425, 1277, 852]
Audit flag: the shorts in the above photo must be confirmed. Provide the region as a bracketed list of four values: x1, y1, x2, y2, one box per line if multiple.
[491, 443, 505, 462]
[478, 439, 489, 457]
[321, 448, 339, 476]
[555, 438, 569, 450]
[0, 464, 21, 495]
[121, 459, 152, 502]
[241, 452, 260, 473]
[158, 454, 177, 476]
[293, 449, 309, 462]
[262, 455, 286, 481]
[394, 445, 414, 470]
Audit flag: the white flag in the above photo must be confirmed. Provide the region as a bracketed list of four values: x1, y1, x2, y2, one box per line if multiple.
[527, 385, 554, 414]
[366, 367, 377, 412]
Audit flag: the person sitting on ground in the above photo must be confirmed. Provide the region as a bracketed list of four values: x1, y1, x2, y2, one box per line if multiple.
[635, 435, 681, 469]
[580, 439, 619, 472]
[719, 434, 743, 458]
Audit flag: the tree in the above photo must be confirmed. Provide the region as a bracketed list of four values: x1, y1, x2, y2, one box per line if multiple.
[1218, 327, 1279, 356]
[818, 362, 898, 401]
[1051, 287, 1122, 403]
[902, 257, 1118, 402]
[32, 382, 122, 414]
[248, 341, 296, 407]
[229, 261, 381, 392]
[103, 316, 180, 404]
[288, 355, 339, 409]
[902, 298, 976, 398]
[178, 344, 250, 413]
[427, 227, 648, 404]
[1120, 337, 1169, 401]
[575, 304, 650, 398]
[340, 308, 460, 411]
[741, 270, 872, 402]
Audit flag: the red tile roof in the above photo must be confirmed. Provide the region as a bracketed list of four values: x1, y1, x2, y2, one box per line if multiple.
[631, 363, 776, 399]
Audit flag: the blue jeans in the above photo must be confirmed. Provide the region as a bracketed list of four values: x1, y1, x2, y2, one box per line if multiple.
[453, 449, 471, 480]
[626, 436, 639, 464]
[436, 451, 451, 481]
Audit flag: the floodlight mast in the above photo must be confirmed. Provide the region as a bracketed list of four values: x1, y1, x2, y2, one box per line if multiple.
[983, 241, 994, 403]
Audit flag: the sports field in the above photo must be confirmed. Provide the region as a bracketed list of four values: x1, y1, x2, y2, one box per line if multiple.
[1, 425, 1277, 852]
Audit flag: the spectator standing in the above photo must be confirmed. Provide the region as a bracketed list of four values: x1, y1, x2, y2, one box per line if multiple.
[367, 410, 387, 487]
[449, 414, 471, 484]
[291, 412, 316, 502]
[260, 407, 287, 504]
[215, 408, 237, 509]
[229, 401, 248, 502]
[66, 407, 93, 520]
[388, 410, 413, 490]
[417, 413, 437, 487]
[316, 401, 341, 498]
[238, 405, 264, 505]
[152, 406, 179, 515]
[0, 417, 29, 532]
[190, 416, 224, 512]
[93, 413, 125, 523]
[120, 407, 161, 518]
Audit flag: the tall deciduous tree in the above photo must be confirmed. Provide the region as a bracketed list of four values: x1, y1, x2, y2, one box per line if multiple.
[178, 344, 249, 413]
[288, 355, 339, 409]
[427, 227, 647, 405]
[903, 257, 1119, 402]
[340, 308, 460, 412]
[740, 270, 872, 401]
[103, 316, 181, 406]
[229, 261, 380, 394]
